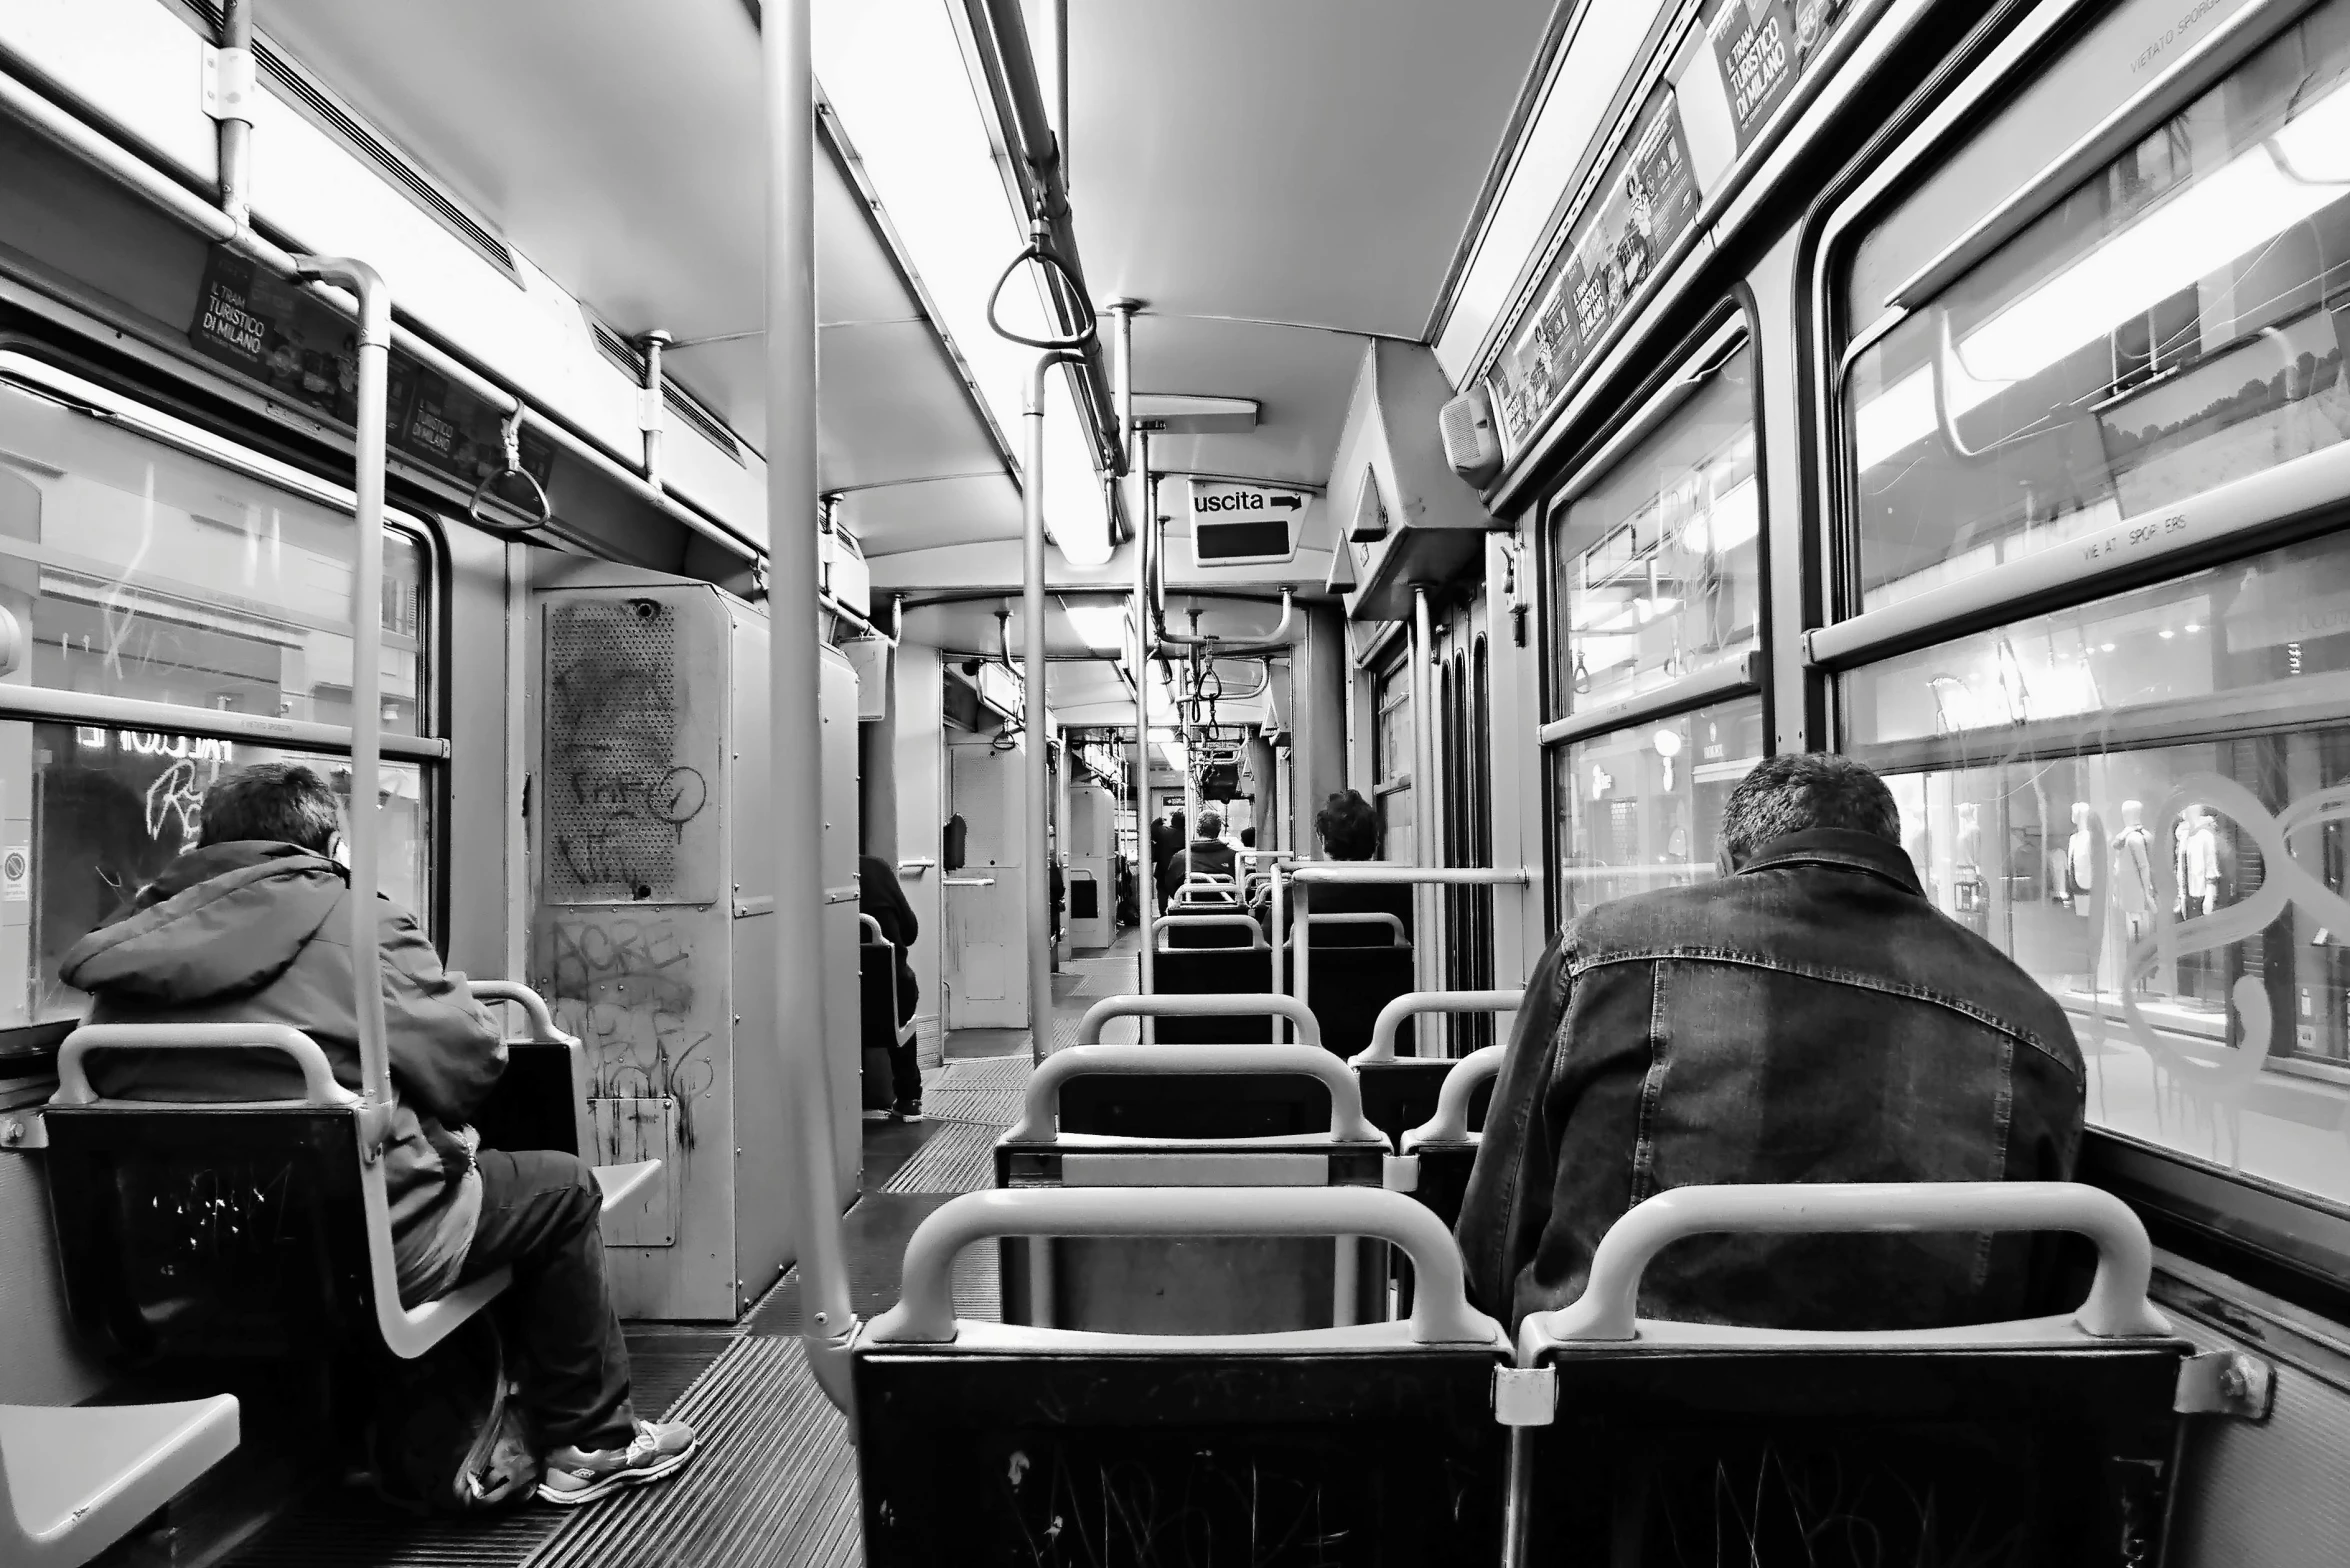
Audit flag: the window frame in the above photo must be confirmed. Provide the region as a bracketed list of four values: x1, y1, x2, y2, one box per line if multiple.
[1811, 0, 2350, 1287]
[0, 351, 450, 1062]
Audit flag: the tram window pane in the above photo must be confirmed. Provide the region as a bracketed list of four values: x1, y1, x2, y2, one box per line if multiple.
[1876, 735, 2350, 1214]
[0, 380, 429, 732]
[1550, 696, 1764, 927]
[1549, 343, 1759, 720]
[0, 719, 429, 1047]
[1842, 0, 2260, 324]
[1378, 784, 1414, 865]
[1848, 531, 2350, 748]
[1842, 1, 2350, 615]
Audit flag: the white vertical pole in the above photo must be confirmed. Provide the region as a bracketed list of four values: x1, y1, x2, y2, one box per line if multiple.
[1111, 303, 1153, 1013]
[762, 0, 855, 1405]
[1023, 354, 1075, 1061]
[1412, 588, 1437, 1039]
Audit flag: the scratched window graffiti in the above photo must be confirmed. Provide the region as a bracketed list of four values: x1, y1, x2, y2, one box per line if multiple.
[5, 720, 427, 1043]
[0, 378, 428, 730]
[1846, 534, 2350, 1208]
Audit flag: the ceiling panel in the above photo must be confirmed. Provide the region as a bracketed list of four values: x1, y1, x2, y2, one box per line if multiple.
[818, 319, 1004, 491]
[1129, 315, 1362, 490]
[1068, 0, 1557, 338]
[841, 473, 1025, 557]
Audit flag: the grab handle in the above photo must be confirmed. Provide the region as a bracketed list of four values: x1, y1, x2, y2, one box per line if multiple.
[1151, 913, 1266, 949]
[1007, 1042, 1379, 1143]
[1077, 992, 1319, 1048]
[1402, 1045, 1504, 1150]
[1357, 989, 1524, 1063]
[468, 980, 575, 1045]
[54, 1023, 356, 1109]
[1528, 1182, 2171, 1351]
[867, 1186, 1498, 1346]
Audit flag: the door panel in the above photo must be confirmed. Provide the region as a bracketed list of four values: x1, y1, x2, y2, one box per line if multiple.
[946, 736, 1026, 1029]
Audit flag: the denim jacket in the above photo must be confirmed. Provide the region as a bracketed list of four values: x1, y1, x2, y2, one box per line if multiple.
[1457, 828, 2085, 1335]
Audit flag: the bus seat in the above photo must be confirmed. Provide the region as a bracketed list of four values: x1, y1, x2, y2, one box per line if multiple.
[0, 1395, 239, 1568]
[1289, 915, 1414, 1057]
[1510, 1183, 2193, 1566]
[1059, 994, 1323, 1136]
[455, 981, 661, 1220]
[1395, 1043, 1502, 1232]
[854, 1186, 1508, 1568]
[1150, 917, 1273, 1040]
[42, 1023, 520, 1364]
[1350, 987, 1520, 1146]
[994, 1044, 1393, 1334]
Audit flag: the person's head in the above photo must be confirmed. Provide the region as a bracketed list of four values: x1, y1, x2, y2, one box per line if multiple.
[197, 762, 342, 857]
[1315, 789, 1380, 860]
[1239, 826, 1255, 849]
[1196, 810, 1224, 843]
[1716, 754, 1899, 873]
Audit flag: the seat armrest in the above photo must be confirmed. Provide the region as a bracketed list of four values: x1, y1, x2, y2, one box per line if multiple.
[1, 1396, 239, 1564]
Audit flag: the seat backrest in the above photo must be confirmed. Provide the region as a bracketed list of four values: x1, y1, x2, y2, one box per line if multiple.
[45, 1024, 509, 1364]
[1149, 945, 1274, 1041]
[1516, 1183, 2192, 1566]
[853, 1186, 1510, 1567]
[468, 980, 592, 1158]
[859, 939, 902, 1050]
[1292, 933, 1415, 1056]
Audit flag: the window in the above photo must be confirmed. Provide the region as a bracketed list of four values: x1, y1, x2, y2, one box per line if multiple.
[1549, 340, 1760, 718]
[1552, 696, 1764, 926]
[1843, 524, 2350, 1208]
[1843, 2, 2350, 614]
[0, 378, 428, 730]
[1372, 650, 1414, 862]
[0, 368, 439, 1051]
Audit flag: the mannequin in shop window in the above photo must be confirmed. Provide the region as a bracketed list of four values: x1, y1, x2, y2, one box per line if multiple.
[2111, 800, 2156, 962]
[2065, 803, 2098, 909]
[2175, 804, 2224, 1007]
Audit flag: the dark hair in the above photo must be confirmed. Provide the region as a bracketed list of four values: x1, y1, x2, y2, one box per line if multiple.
[1196, 810, 1224, 840]
[1315, 790, 1380, 860]
[1718, 754, 1899, 867]
[1239, 827, 1256, 848]
[197, 762, 342, 855]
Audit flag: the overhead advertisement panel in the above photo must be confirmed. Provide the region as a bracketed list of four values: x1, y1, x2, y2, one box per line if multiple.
[1484, 0, 1860, 458]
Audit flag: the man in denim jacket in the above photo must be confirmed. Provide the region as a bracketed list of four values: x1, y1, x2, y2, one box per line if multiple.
[1458, 754, 2084, 1334]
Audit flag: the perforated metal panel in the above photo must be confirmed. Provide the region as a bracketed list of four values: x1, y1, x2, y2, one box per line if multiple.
[545, 596, 690, 903]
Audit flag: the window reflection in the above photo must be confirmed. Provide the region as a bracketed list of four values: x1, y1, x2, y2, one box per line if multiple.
[0, 380, 427, 731]
[1845, 2, 2350, 612]
[1551, 697, 1764, 925]
[1551, 344, 1760, 715]
[7, 720, 428, 1040]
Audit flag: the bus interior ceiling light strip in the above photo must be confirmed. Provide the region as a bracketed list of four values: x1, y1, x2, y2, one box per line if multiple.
[0, 56, 761, 564]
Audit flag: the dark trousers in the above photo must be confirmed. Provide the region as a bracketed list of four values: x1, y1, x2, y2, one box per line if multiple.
[456, 1150, 638, 1451]
[890, 980, 921, 1105]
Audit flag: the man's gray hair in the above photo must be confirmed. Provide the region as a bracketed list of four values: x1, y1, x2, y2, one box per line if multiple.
[1196, 809, 1224, 840]
[1718, 753, 1899, 867]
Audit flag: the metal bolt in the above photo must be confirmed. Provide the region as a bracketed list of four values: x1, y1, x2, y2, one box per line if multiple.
[813, 1310, 828, 1325]
[1, 1119, 20, 1145]
[2219, 1362, 2251, 1400]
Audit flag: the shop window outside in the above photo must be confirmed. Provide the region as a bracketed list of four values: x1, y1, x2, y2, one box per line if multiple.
[1551, 696, 1765, 928]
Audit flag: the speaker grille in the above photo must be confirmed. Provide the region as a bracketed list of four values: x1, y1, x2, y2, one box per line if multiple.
[546, 598, 684, 902]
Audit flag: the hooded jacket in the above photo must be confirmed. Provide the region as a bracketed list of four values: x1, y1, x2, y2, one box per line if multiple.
[59, 841, 505, 1293]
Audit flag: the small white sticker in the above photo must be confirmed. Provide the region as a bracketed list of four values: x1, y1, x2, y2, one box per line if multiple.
[1, 847, 28, 903]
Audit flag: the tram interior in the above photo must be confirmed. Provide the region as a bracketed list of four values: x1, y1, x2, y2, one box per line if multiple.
[3, 0, 2350, 1564]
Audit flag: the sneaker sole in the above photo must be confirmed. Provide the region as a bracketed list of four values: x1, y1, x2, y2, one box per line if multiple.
[535, 1442, 696, 1507]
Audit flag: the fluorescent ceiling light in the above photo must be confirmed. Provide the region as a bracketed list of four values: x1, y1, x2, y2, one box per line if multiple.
[815, 0, 1110, 565]
[1062, 603, 1129, 651]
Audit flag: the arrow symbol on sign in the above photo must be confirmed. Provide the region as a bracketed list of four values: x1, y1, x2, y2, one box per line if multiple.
[1269, 494, 1302, 511]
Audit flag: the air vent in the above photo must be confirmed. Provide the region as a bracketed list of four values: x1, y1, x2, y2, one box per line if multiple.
[188, 4, 518, 279]
[586, 321, 746, 466]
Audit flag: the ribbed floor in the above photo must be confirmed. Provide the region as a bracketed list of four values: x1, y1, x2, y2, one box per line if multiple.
[525, 1338, 858, 1568]
[880, 1120, 1000, 1193]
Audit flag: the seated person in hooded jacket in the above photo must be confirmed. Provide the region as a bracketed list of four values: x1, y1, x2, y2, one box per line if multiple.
[1276, 789, 1414, 945]
[61, 762, 696, 1508]
[1456, 754, 2085, 1336]
[1160, 808, 1238, 908]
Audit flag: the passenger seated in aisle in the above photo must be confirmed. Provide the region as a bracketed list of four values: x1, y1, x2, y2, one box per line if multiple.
[860, 852, 923, 1122]
[1274, 790, 1414, 940]
[1458, 754, 2083, 1334]
[1160, 808, 1237, 908]
[59, 763, 697, 1507]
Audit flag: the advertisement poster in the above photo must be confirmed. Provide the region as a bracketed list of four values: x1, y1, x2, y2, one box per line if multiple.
[1706, 0, 1855, 150]
[187, 245, 555, 493]
[1488, 88, 1701, 452]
